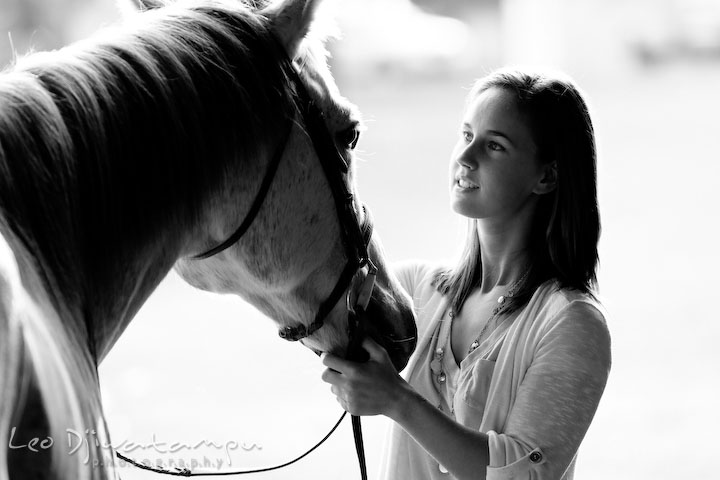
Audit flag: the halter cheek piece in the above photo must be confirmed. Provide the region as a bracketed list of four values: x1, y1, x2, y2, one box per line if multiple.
[276, 204, 376, 343]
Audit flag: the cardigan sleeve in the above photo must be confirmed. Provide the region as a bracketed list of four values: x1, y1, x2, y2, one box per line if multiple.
[486, 300, 612, 480]
[392, 260, 444, 306]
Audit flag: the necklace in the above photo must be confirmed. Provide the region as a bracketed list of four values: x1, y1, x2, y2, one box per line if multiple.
[430, 267, 530, 385]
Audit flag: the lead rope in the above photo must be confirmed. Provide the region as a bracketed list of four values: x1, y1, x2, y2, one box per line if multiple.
[346, 310, 368, 480]
[344, 257, 378, 480]
[351, 416, 367, 480]
[115, 411, 348, 477]
[115, 262, 377, 479]
[116, 268, 377, 478]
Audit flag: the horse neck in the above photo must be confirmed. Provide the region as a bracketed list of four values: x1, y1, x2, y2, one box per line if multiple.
[0, 73, 196, 364]
[85, 239, 185, 361]
[3, 193, 187, 364]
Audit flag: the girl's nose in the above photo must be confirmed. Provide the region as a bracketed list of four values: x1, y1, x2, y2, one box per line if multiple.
[455, 146, 477, 171]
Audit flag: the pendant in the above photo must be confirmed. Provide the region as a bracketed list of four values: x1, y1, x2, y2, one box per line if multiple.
[430, 357, 443, 372]
[431, 346, 445, 384]
[430, 347, 444, 372]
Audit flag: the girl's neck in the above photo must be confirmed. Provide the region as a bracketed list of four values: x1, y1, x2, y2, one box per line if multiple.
[475, 216, 533, 293]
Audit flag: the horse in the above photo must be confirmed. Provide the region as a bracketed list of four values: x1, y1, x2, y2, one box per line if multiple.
[0, 0, 417, 478]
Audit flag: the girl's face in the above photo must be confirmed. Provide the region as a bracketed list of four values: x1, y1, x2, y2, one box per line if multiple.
[449, 87, 550, 223]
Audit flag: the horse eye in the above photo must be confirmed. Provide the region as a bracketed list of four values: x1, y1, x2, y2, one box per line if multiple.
[337, 126, 360, 150]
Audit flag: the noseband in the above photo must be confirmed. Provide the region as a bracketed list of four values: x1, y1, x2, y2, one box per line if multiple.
[191, 54, 377, 347]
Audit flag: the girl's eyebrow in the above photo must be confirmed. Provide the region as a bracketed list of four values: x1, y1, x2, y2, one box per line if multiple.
[462, 124, 515, 147]
[487, 129, 515, 146]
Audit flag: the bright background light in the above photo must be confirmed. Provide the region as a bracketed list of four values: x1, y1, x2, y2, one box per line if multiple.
[3, 0, 719, 478]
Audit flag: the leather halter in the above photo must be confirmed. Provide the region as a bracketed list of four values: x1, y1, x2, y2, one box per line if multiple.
[191, 53, 376, 346]
[188, 49, 375, 480]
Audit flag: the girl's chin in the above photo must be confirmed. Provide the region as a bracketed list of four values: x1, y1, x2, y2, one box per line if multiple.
[450, 198, 483, 219]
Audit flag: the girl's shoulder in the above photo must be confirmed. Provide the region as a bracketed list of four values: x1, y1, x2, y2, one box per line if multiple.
[524, 280, 610, 346]
[538, 281, 605, 317]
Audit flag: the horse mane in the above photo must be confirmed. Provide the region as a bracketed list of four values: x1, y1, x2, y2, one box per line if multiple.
[0, 2, 323, 478]
[1, 1, 300, 311]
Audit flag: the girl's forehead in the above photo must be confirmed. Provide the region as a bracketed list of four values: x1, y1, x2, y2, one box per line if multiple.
[466, 87, 522, 121]
[465, 87, 536, 148]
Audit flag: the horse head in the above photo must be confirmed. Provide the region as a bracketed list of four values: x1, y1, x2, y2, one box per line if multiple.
[172, 0, 417, 370]
[0, 1, 416, 478]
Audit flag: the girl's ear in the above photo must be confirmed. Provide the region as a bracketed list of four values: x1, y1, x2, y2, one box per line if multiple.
[533, 162, 558, 195]
[262, 0, 323, 59]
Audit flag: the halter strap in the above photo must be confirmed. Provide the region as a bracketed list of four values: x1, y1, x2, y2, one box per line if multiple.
[273, 61, 373, 342]
[191, 117, 293, 260]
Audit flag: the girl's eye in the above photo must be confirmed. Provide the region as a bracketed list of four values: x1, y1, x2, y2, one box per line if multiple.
[462, 131, 473, 143]
[488, 141, 505, 152]
[338, 127, 360, 150]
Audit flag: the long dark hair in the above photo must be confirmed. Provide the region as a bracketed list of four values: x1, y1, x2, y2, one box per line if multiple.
[435, 67, 600, 315]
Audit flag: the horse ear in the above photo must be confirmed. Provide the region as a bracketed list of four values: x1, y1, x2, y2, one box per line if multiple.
[262, 0, 323, 59]
[127, 0, 166, 11]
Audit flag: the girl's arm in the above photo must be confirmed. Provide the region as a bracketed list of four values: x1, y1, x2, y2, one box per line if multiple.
[321, 300, 611, 480]
[322, 338, 491, 480]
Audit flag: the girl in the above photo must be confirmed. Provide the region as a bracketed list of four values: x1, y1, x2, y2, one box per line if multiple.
[322, 68, 611, 480]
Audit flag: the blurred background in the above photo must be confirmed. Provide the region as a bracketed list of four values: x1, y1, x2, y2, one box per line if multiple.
[3, 0, 719, 478]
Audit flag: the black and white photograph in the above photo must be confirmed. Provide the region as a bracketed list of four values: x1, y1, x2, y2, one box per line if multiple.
[1, 0, 718, 479]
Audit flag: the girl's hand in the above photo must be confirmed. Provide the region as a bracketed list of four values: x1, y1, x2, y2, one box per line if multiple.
[321, 337, 409, 417]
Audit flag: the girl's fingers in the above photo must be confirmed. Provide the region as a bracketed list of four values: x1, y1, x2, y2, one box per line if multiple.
[361, 337, 390, 363]
[321, 367, 343, 385]
[330, 383, 350, 412]
[320, 352, 352, 373]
